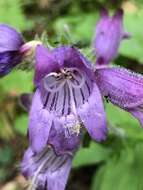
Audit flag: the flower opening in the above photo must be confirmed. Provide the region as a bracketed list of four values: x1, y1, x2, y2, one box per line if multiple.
[41, 67, 92, 136]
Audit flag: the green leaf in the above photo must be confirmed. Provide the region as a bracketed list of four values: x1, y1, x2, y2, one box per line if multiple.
[91, 143, 143, 190]
[14, 114, 28, 135]
[0, 70, 33, 93]
[106, 103, 143, 140]
[0, 113, 14, 140]
[120, 8, 143, 62]
[0, 146, 13, 165]
[54, 13, 98, 44]
[0, 0, 33, 31]
[73, 142, 110, 168]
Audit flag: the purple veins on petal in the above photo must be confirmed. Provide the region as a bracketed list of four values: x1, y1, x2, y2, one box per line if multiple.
[39, 66, 95, 138]
[22, 90, 82, 189]
[41, 67, 91, 117]
[95, 66, 143, 127]
[93, 8, 129, 65]
[21, 146, 72, 190]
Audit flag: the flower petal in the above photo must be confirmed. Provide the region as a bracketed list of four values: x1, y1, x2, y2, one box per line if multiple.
[95, 67, 143, 126]
[35, 45, 93, 85]
[0, 24, 24, 52]
[29, 89, 53, 153]
[48, 119, 81, 155]
[78, 82, 107, 141]
[47, 155, 72, 190]
[0, 51, 22, 77]
[53, 46, 93, 70]
[34, 45, 59, 85]
[21, 146, 72, 190]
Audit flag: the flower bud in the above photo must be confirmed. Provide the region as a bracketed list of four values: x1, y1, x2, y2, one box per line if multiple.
[93, 9, 130, 65]
[20, 40, 42, 57]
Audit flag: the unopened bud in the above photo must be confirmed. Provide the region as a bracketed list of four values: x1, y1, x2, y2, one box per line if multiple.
[20, 40, 42, 57]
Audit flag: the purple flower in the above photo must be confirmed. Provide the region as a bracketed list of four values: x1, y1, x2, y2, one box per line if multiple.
[0, 24, 24, 77]
[95, 66, 143, 126]
[0, 24, 42, 77]
[21, 146, 72, 190]
[30, 45, 143, 155]
[29, 45, 107, 154]
[93, 9, 129, 65]
[20, 92, 81, 190]
[22, 45, 143, 190]
[21, 125, 81, 190]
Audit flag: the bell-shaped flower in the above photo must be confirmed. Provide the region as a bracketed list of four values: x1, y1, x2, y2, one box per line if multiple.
[29, 44, 143, 155]
[95, 66, 143, 127]
[21, 124, 81, 190]
[93, 9, 129, 65]
[22, 45, 143, 190]
[29, 45, 107, 154]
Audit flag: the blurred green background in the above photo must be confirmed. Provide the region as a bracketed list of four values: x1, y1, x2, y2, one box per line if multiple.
[1, 0, 143, 189]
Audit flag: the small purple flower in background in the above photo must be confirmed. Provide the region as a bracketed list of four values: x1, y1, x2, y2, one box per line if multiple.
[93, 9, 130, 65]
[0, 24, 42, 77]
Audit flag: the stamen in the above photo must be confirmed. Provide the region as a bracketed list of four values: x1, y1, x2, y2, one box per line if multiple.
[70, 72, 85, 89]
[43, 72, 66, 93]
[66, 68, 86, 89]
[63, 80, 82, 135]
[67, 80, 77, 115]
[64, 121, 82, 136]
